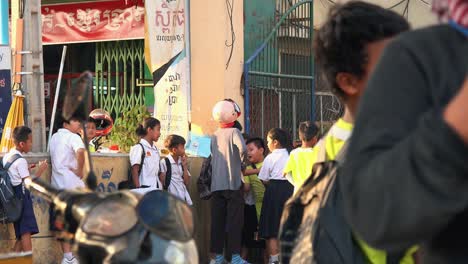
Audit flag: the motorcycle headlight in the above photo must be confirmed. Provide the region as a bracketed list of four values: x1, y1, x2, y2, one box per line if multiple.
[81, 199, 138, 237]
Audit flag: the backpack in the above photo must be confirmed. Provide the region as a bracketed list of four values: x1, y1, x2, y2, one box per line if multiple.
[0, 154, 24, 223]
[118, 143, 145, 190]
[279, 139, 367, 264]
[279, 140, 405, 264]
[162, 157, 184, 191]
[197, 155, 212, 200]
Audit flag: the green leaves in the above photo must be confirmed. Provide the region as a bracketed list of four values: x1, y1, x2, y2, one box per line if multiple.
[109, 105, 151, 152]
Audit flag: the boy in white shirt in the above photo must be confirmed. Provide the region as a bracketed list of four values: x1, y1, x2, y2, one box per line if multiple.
[49, 116, 85, 264]
[159, 134, 192, 205]
[2, 126, 48, 252]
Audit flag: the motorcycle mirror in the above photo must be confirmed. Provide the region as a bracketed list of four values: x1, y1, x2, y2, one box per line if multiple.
[137, 190, 194, 242]
[62, 71, 92, 121]
[62, 71, 97, 190]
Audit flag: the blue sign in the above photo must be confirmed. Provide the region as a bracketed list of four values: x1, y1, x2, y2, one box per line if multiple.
[185, 132, 211, 158]
[0, 69, 12, 138]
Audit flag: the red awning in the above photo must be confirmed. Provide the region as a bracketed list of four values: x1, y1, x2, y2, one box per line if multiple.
[41, 0, 144, 44]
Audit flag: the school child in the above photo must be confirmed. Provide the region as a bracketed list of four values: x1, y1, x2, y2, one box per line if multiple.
[82, 117, 97, 152]
[159, 134, 192, 205]
[129, 117, 162, 190]
[2, 126, 48, 252]
[241, 137, 266, 261]
[258, 128, 293, 264]
[283, 121, 319, 192]
[209, 99, 247, 264]
[50, 115, 86, 264]
[298, 1, 418, 263]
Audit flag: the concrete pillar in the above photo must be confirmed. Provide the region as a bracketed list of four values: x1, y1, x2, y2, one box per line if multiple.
[22, 0, 46, 152]
[190, 0, 244, 135]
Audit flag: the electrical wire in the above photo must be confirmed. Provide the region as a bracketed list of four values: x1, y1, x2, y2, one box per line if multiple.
[326, 0, 407, 10]
[387, 0, 408, 10]
[403, 0, 410, 18]
[418, 0, 431, 6]
[225, 0, 236, 70]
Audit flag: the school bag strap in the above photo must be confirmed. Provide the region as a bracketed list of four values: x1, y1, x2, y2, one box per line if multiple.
[2, 154, 23, 171]
[279, 137, 362, 264]
[163, 157, 171, 191]
[0, 153, 24, 223]
[137, 143, 145, 176]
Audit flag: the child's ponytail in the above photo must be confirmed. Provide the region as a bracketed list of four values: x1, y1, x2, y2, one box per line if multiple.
[267, 128, 292, 153]
[136, 117, 161, 137]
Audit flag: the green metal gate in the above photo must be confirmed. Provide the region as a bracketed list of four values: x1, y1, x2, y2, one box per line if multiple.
[244, 0, 314, 140]
[94, 40, 146, 119]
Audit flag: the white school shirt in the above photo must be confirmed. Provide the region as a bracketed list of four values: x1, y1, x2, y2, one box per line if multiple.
[159, 155, 192, 205]
[129, 138, 162, 190]
[258, 148, 289, 181]
[2, 149, 29, 187]
[50, 128, 86, 189]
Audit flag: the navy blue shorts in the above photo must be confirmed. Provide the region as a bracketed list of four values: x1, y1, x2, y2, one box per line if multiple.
[13, 185, 39, 239]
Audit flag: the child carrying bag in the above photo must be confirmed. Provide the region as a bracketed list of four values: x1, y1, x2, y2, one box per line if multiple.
[0, 154, 24, 223]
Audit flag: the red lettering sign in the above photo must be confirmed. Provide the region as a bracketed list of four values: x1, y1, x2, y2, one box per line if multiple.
[41, 0, 145, 44]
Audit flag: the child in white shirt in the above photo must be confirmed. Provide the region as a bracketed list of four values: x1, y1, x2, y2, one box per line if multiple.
[129, 117, 162, 190]
[2, 126, 47, 253]
[258, 128, 293, 264]
[159, 134, 192, 205]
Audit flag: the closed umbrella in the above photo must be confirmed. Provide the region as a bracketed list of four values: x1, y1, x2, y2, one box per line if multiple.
[0, 91, 24, 152]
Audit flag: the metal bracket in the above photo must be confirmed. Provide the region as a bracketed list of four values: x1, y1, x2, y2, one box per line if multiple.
[15, 71, 44, 75]
[14, 50, 42, 55]
[136, 78, 154, 87]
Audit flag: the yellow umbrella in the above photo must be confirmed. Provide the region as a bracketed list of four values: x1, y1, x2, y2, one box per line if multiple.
[0, 92, 24, 153]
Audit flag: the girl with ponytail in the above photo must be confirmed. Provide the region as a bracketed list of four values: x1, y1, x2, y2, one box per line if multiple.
[129, 117, 162, 190]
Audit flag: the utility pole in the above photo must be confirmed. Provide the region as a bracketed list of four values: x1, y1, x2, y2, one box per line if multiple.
[21, 0, 46, 152]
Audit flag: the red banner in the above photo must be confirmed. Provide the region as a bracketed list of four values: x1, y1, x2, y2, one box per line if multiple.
[41, 0, 145, 44]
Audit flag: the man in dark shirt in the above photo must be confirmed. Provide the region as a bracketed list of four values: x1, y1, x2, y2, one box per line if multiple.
[340, 0, 468, 262]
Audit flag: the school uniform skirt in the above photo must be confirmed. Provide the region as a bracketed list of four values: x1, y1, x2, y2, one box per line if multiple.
[259, 180, 293, 239]
[13, 185, 39, 239]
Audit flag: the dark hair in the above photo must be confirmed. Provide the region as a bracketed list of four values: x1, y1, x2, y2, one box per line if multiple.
[86, 117, 97, 126]
[267, 128, 292, 153]
[233, 120, 243, 131]
[136, 117, 161, 137]
[164, 134, 186, 150]
[298, 121, 319, 141]
[314, 1, 409, 99]
[246, 137, 266, 152]
[13, 126, 32, 143]
[56, 114, 82, 129]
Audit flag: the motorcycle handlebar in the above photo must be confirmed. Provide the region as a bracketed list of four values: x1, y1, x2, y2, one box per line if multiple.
[25, 178, 60, 203]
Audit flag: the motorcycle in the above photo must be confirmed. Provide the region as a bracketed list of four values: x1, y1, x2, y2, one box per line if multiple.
[25, 72, 198, 264]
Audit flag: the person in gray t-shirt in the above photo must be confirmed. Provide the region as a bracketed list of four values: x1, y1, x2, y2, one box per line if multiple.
[209, 100, 247, 264]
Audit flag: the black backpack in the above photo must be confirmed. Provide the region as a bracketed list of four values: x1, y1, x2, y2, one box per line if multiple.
[279, 141, 404, 264]
[197, 155, 212, 200]
[119, 143, 145, 190]
[279, 140, 366, 264]
[0, 154, 24, 223]
[162, 157, 184, 191]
